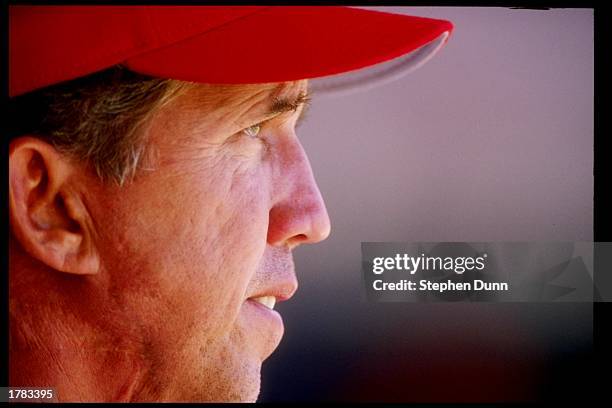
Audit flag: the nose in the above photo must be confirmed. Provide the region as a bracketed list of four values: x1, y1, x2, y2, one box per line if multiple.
[267, 136, 331, 248]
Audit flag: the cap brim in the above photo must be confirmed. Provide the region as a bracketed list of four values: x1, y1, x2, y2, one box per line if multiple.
[310, 30, 450, 96]
[125, 6, 453, 86]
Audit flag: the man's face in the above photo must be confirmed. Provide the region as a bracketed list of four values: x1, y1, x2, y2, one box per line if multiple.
[84, 80, 330, 401]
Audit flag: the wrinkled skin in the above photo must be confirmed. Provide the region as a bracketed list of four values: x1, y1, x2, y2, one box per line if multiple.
[9, 80, 330, 402]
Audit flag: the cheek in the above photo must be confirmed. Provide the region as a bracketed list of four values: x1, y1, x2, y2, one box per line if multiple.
[95, 153, 271, 345]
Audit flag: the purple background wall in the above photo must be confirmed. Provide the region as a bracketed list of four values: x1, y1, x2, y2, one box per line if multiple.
[260, 7, 593, 402]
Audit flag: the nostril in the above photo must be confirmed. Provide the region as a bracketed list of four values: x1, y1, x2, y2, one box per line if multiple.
[288, 234, 308, 248]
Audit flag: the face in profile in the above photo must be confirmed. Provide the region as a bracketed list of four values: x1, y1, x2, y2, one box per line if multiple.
[74, 80, 331, 401]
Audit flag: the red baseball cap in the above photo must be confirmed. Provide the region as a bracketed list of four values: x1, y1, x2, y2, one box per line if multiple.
[9, 6, 453, 98]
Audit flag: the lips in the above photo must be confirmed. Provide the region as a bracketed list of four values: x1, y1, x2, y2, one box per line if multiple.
[251, 295, 276, 310]
[243, 245, 297, 322]
[241, 296, 285, 359]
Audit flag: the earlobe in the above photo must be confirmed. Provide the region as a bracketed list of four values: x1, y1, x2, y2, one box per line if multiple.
[9, 136, 100, 275]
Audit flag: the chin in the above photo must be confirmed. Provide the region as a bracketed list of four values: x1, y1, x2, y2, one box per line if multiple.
[218, 375, 261, 402]
[238, 364, 262, 402]
[176, 373, 261, 403]
[243, 389, 260, 403]
[212, 359, 263, 403]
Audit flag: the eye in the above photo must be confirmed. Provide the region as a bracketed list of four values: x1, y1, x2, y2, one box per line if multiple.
[242, 123, 262, 138]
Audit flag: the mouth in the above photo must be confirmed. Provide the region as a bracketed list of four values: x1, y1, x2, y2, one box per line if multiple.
[250, 295, 277, 310]
[242, 295, 285, 358]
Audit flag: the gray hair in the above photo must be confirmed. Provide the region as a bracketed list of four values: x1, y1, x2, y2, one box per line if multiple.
[8, 66, 192, 186]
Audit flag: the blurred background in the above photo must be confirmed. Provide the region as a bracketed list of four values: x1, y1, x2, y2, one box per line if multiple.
[259, 7, 594, 402]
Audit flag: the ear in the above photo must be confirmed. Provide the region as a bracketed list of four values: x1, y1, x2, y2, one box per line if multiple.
[9, 136, 100, 275]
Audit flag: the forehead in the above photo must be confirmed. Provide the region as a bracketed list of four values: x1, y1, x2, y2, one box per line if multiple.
[176, 80, 309, 114]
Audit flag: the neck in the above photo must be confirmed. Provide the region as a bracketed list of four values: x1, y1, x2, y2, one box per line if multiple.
[10, 332, 144, 402]
[9, 244, 146, 402]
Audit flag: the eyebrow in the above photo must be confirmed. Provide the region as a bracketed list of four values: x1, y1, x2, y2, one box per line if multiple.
[266, 91, 311, 125]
